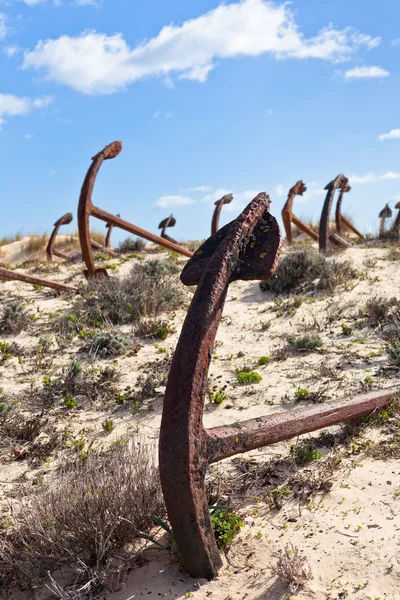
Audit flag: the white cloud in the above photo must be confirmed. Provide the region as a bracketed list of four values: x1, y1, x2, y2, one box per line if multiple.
[4, 46, 21, 57]
[391, 39, 400, 47]
[0, 93, 54, 129]
[379, 128, 400, 141]
[344, 65, 389, 79]
[24, 133, 34, 139]
[274, 184, 286, 197]
[188, 185, 212, 192]
[154, 195, 195, 209]
[202, 188, 264, 213]
[0, 13, 7, 40]
[350, 172, 400, 184]
[20, 0, 102, 5]
[22, 0, 380, 95]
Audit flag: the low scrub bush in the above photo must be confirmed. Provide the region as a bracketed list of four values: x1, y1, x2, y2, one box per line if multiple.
[260, 249, 357, 294]
[0, 300, 30, 334]
[236, 370, 262, 384]
[274, 543, 313, 592]
[0, 441, 164, 592]
[65, 260, 183, 328]
[88, 331, 138, 358]
[118, 237, 146, 254]
[287, 334, 322, 352]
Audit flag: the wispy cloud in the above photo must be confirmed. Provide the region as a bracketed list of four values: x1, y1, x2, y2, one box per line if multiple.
[22, 0, 380, 94]
[3, 46, 21, 57]
[0, 93, 54, 129]
[20, 0, 102, 6]
[379, 128, 400, 141]
[203, 188, 263, 213]
[350, 171, 400, 184]
[391, 39, 400, 47]
[344, 65, 389, 79]
[274, 184, 286, 197]
[188, 185, 212, 192]
[0, 13, 7, 40]
[153, 195, 195, 209]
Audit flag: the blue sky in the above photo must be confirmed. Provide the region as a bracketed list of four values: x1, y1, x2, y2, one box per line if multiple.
[0, 0, 399, 243]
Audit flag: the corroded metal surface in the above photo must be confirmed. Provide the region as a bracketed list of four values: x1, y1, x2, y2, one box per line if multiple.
[78, 142, 193, 278]
[211, 193, 233, 235]
[160, 190, 395, 580]
[391, 201, 400, 238]
[159, 215, 177, 244]
[281, 181, 318, 244]
[46, 213, 73, 261]
[0, 267, 77, 293]
[319, 175, 351, 253]
[335, 185, 365, 240]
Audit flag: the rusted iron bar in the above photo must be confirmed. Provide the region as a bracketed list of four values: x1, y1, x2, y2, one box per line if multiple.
[160, 192, 395, 580]
[319, 175, 351, 253]
[211, 194, 233, 235]
[90, 239, 118, 257]
[379, 204, 393, 238]
[0, 267, 78, 293]
[281, 181, 319, 244]
[46, 213, 73, 261]
[78, 141, 192, 278]
[335, 185, 365, 240]
[105, 215, 120, 249]
[159, 215, 177, 244]
[207, 388, 396, 463]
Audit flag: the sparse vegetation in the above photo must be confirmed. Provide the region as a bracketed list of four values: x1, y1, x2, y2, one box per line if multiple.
[260, 249, 358, 294]
[208, 386, 229, 405]
[88, 331, 137, 357]
[118, 237, 146, 254]
[287, 333, 323, 351]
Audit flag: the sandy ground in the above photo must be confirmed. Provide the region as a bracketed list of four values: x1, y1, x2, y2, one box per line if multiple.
[0, 239, 399, 600]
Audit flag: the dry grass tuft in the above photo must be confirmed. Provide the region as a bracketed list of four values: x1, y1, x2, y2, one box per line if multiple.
[0, 441, 164, 593]
[274, 543, 313, 592]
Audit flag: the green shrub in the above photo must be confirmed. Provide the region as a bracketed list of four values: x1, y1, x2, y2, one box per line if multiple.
[268, 486, 292, 509]
[294, 388, 310, 401]
[211, 510, 244, 549]
[287, 334, 322, 351]
[88, 331, 135, 357]
[258, 356, 271, 366]
[290, 443, 322, 465]
[0, 300, 30, 334]
[236, 371, 262, 384]
[341, 323, 353, 336]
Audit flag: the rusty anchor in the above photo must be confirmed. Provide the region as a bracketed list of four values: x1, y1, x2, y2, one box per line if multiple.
[211, 194, 233, 235]
[159, 191, 396, 580]
[335, 184, 365, 240]
[379, 204, 393, 239]
[47, 213, 118, 262]
[0, 267, 77, 293]
[77, 141, 193, 278]
[159, 215, 178, 244]
[281, 181, 319, 244]
[319, 175, 352, 253]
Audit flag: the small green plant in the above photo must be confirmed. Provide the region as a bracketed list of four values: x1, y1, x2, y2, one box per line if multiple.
[290, 443, 322, 465]
[211, 510, 244, 549]
[0, 300, 30, 334]
[258, 356, 271, 366]
[294, 388, 310, 401]
[208, 386, 229, 405]
[236, 371, 262, 384]
[102, 419, 116, 433]
[63, 395, 77, 409]
[341, 323, 353, 336]
[268, 486, 292, 509]
[388, 341, 400, 366]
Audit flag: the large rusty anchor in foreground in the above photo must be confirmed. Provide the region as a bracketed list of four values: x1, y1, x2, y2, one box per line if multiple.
[78, 141, 193, 278]
[281, 181, 318, 244]
[335, 184, 365, 240]
[159, 215, 177, 244]
[159, 192, 396, 580]
[319, 175, 352, 253]
[0, 267, 77, 293]
[211, 193, 233, 235]
[47, 213, 117, 262]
